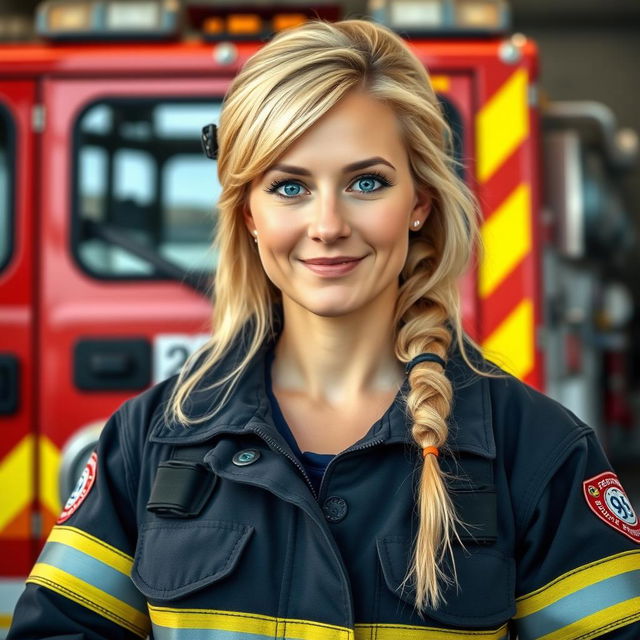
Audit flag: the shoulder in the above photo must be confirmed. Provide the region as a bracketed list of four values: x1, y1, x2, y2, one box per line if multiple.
[482, 366, 600, 525]
[107, 373, 180, 453]
[486, 367, 592, 455]
[447, 343, 592, 463]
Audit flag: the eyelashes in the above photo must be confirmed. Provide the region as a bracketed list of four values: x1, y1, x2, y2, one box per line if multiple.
[264, 171, 395, 200]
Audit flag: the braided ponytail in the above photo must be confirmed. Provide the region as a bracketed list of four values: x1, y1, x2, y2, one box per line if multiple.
[394, 237, 470, 612]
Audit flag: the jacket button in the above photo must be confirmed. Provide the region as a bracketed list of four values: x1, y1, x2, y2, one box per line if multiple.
[232, 449, 261, 466]
[322, 496, 348, 523]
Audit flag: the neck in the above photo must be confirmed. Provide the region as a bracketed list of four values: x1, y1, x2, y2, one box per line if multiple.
[272, 284, 405, 406]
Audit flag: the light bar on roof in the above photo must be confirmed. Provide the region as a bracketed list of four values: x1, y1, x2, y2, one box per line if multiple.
[368, 0, 510, 35]
[390, 1, 444, 29]
[456, 0, 504, 29]
[36, 0, 181, 41]
[49, 2, 91, 30]
[105, 2, 161, 30]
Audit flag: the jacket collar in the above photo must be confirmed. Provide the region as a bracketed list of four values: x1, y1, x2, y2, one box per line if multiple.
[149, 318, 495, 459]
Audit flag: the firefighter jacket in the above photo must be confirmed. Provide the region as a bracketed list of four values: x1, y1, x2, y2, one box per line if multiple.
[8, 332, 640, 640]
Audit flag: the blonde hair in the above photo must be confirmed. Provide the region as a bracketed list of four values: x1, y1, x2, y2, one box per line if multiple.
[166, 18, 485, 613]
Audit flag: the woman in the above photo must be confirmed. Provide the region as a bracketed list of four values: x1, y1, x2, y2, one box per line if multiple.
[9, 19, 640, 640]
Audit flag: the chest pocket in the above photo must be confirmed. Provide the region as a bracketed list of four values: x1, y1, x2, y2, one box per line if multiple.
[376, 537, 514, 627]
[131, 519, 254, 600]
[376, 454, 515, 627]
[131, 442, 254, 601]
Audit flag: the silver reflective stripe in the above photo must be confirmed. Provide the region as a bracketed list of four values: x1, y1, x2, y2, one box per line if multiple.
[38, 541, 147, 615]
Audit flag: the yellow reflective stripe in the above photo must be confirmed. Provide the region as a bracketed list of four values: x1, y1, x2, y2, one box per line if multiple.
[149, 605, 354, 639]
[482, 298, 534, 379]
[28, 563, 149, 638]
[537, 597, 640, 640]
[39, 435, 62, 518]
[479, 183, 531, 298]
[515, 550, 640, 618]
[476, 68, 529, 183]
[48, 525, 133, 575]
[149, 605, 508, 640]
[0, 435, 33, 531]
[355, 623, 508, 639]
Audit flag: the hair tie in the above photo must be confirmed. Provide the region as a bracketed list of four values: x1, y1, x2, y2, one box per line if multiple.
[404, 353, 446, 375]
[201, 123, 218, 160]
[422, 446, 439, 458]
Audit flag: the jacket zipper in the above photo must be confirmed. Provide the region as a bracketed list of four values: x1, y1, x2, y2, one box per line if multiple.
[318, 437, 385, 499]
[253, 426, 319, 499]
[253, 427, 387, 502]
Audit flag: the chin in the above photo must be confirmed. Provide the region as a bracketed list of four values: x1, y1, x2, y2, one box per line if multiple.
[287, 290, 374, 319]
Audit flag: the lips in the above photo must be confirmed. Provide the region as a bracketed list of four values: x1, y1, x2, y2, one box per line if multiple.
[300, 256, 365, 277]
[302, 257, 363, 265]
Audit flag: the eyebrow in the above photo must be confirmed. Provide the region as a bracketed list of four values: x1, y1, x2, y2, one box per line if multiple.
[265, 156, 396, 176]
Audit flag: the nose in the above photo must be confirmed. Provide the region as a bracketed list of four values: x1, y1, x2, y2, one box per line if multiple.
[307, 193, 351, 243]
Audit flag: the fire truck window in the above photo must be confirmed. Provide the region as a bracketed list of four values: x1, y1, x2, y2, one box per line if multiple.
[74, 100, 221, 280]
[0, 106, 12, 272]
[438, 96, 465, 181]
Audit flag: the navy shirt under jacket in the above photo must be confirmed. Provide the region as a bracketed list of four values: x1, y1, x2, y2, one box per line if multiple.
[265, 348, 334, 494]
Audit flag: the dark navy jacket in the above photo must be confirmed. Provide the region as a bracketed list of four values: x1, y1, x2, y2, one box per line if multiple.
[9, 334, 640, 639]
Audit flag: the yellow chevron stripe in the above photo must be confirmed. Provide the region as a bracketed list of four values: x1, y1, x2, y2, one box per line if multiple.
[476, 68, 529, 183]
[47, 525, 134, 575]
[431, 75, 450, 93]
[515, 550, 640, 618]
[0, 614, 11, 628]
[536, 596, 640, 640]
[149, 604, 353, 639]
[0, 435, 34, 532]
[28, 563, 149, 638]
[355, 623, 508, 639]
[39, 435, 62, 518]
[482, 299, 534, 380]
[479, 183, 532, 298]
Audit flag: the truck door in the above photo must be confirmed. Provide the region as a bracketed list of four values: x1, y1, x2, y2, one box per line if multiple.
[0, 80, 37, 630]
[39, 77, 228, 537]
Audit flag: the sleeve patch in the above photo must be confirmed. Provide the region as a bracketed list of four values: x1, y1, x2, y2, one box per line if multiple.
[57, 451, 98, 524]
[583, 471, 640, 544]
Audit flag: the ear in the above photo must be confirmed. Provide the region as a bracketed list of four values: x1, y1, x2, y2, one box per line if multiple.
[243, 203, 256, 236]
[410, 188, 432, 229]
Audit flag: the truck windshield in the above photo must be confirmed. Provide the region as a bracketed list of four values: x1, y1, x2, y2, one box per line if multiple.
[73, 98, 221, 283]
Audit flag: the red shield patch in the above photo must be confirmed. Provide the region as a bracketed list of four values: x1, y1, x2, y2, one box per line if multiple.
[583, 471, 640, 544]
[57, 451, 98, 524]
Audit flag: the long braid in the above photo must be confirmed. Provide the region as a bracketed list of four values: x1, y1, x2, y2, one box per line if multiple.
[394, 238, 464, 612]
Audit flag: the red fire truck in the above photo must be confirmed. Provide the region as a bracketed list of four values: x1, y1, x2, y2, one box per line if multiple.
[0, 0, 637, 632]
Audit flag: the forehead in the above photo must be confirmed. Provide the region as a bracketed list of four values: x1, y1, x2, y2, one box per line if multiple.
[273, 90, 409, 169]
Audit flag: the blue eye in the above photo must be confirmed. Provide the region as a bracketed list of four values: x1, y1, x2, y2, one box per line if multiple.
[264, 171, 393, 200]
[266, 180, 306, 199]
[349, 172, 393, 194]
[280, 182, 304, 197]
[352, 176, 381, 193]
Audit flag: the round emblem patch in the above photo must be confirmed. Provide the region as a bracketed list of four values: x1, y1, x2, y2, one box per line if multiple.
[583, 471, 640, 543]
[57, 452, 98, 524]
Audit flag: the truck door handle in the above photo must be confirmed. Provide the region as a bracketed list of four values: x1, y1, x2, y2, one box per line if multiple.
[74, 338, 151, 391]
[0, 354, 19, 415]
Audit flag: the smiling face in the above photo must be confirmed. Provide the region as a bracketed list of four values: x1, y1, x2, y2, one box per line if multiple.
[246, 89, 431, 319]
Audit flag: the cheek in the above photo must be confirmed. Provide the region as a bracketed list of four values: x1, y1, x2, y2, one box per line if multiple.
[366, 205, 411, 251]
[248, 194, 298, 258]
[259, 221, 299, 258]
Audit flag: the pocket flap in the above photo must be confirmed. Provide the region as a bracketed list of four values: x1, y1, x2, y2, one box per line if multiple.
[132, 520, 253, 600]
[376, 536, 515, 626]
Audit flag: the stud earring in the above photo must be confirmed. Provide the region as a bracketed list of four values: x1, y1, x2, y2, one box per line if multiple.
[412, 220, 420, 228]
[252, 230, 258, 244]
